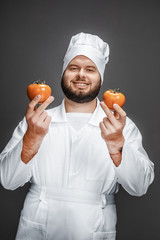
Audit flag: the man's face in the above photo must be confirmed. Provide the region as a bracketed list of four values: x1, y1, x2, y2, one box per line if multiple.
[61, 55, 101, 103]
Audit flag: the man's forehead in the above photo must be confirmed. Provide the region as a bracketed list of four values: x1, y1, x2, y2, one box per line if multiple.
[69, 55, 97, 67]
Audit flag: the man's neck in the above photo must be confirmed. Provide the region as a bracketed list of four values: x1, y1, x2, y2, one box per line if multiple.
[64, 97, 97, 113]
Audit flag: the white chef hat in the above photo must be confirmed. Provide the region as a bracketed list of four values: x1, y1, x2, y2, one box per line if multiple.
[62, 32, 110, 84]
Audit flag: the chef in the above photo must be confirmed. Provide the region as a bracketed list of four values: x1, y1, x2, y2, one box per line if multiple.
[0, 32, 154, 240]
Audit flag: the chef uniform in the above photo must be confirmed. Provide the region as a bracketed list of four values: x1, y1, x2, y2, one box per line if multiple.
[0, 33, 154, 240]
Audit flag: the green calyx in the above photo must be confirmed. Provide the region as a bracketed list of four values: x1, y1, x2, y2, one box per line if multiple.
[107, 88, 121, 93]
[33, 79, 46, 84]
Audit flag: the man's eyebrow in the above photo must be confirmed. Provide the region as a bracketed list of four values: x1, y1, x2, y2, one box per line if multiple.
[68, 64, 79, 67]
[87, 66, 96, 69]
[68, 64, 96, 69]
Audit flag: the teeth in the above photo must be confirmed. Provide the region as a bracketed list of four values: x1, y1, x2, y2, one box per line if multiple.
[76, 83, 87, 86]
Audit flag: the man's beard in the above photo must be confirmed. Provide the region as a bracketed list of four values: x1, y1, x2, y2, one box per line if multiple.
[61, 76, 101, 103]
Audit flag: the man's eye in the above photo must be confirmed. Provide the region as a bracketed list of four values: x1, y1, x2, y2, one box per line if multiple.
[71, 67, 78, 70]
[87, 69, 94, 72]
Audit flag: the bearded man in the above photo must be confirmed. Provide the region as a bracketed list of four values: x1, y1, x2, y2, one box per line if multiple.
[0, 32, 154, 240]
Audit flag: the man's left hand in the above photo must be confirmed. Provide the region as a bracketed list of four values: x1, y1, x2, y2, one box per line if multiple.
[99, 102, 126, 165]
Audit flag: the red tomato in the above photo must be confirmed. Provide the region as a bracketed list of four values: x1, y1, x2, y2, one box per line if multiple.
[103, 88, 125, 110]
[27, 80, 52, 103]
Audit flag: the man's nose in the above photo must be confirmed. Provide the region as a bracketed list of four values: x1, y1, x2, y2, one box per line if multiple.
[78, 69, 86, 78]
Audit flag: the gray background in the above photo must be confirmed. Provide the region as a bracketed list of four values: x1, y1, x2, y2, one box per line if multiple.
[0, 0, 160, 239]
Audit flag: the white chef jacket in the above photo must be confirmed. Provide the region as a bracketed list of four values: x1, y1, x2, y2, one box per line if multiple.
[0, 98, 154, 240]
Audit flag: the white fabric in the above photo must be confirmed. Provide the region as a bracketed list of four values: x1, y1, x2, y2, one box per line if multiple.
[62, 32, 110, 83]
[0, 98, 154, 240]
[66, 112, 92, 131]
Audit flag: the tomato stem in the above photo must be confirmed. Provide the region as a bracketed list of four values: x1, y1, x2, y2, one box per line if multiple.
[113, 88, 121, 93]
[107, 88, 121, 93]
[33, 79, 46, 84]
[116, 88, 120, 92]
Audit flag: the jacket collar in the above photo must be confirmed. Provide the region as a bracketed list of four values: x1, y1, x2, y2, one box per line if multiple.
[50, 99, 68, 123]
[50, 98, 105, 127]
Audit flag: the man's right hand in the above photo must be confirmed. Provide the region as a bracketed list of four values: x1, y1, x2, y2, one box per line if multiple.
[21, 95, 54, 164]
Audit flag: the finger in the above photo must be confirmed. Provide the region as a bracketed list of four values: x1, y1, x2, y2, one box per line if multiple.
[43, 115, 52, 128]
[36, 96, 54, 115]
[112, 104, 126, 119]
[103, 117, 114, 131]
[114, 111, 120, 120]
[26, 95, 42, 116]
[100, 121, 106, 132]
[100, 101, 116, 123]
[39, 111, 49, 122]
[99, 121, 109, 139]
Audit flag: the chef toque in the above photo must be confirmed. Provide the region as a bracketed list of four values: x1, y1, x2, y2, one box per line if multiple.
[62, 32, 110, 84]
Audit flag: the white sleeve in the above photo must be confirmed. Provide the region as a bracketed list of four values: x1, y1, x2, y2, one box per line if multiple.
[0, 117, 35, 190]
[113, 117, 154, 196]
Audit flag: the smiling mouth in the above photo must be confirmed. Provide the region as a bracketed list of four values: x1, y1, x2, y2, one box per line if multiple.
[72, 81, 89, 89]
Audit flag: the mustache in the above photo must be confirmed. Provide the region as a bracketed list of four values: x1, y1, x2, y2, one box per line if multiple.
[71, 77, 89, 84]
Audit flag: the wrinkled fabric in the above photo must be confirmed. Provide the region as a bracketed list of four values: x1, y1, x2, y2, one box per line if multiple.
[0, 98, 154, 240]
